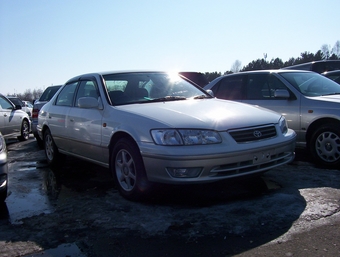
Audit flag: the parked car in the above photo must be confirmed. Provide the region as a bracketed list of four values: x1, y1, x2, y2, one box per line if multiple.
[204, 70, 340, 167]
[282, 60, 340, 73]
[32, 85, 61, 147]
[7, 96, 32, 118]
[322, 70, 340, 84]
[0, 132, 8, 202]
[0, 93, 31, 141]
[179, 72, 210, 87]
[37, 71, 296, 200]
[22, 100, 33, 113]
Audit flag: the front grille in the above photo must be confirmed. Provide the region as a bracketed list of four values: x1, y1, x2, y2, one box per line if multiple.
[229, 125, 277, 143]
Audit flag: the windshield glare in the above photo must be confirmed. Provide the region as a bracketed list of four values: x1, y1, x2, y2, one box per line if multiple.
[280, 72, 340, 96]
[103, 72, 208, 105]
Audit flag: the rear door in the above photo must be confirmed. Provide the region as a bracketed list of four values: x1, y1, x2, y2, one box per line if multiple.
[46, 82, 78, 151]
[67, 79, 104, 162]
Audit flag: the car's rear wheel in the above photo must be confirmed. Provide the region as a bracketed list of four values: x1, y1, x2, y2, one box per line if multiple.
[44, 129, 62, 166]
[310, 124, 340, 167]
[111, 138, 152, 201]
[17, 120, 29, 141]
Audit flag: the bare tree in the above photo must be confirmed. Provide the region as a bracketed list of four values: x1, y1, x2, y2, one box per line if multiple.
[230, 60, 242, 73]
[321, 44, 331, 59]
[332, 40, 340, 57]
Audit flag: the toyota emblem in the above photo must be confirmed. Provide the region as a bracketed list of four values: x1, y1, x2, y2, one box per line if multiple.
[253, 130, 262, 138]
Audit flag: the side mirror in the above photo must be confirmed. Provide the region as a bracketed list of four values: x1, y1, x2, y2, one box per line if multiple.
[274, 89, 290, 99]
[206, 89, 214, 97]
[77, 97, 99, 108]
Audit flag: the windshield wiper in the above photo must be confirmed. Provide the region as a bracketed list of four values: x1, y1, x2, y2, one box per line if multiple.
[321, 92, 340, 96]
[142, 96, 187, 103]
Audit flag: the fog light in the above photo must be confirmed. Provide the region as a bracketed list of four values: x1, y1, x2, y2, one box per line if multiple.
[166, 167, 202, 178]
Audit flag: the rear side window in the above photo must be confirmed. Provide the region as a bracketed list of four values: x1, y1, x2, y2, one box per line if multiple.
[215, 76, 244, 100]
[40, 86, 61, 101]
[55, 82, 78, 106]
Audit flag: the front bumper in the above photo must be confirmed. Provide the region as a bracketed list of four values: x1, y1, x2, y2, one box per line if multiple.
[142, 137, 296, 184]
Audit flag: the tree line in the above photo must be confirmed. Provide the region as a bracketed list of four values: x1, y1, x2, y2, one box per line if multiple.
[204, 40, 340, 82]
[10, 40, 340, 102]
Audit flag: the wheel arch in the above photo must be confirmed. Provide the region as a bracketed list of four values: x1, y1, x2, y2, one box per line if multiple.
[306, 117, 340, 148]
[108, 131, 139, 168]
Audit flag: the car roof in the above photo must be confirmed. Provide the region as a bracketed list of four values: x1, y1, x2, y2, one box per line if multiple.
[64, 70, 178, 84]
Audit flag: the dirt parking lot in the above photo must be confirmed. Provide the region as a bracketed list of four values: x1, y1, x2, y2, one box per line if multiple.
[0, 136, 339, 257]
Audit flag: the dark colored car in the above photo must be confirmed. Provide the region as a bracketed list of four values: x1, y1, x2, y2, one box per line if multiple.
[282, 60, 340, 74]
[0, 133, 8, 202]
[204, 69, 340, 167]
[322, 70, 340, 84]
[179, 72, 210, 87]
[32, 85, 61, 146]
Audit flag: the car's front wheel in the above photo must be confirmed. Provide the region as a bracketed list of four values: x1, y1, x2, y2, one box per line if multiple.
[0, 180, 7, 202]
[17, 120, 29, 141]
[111, 138, 152, 201]
[310, 123, 340, 167]
[44, 129, 62, 166]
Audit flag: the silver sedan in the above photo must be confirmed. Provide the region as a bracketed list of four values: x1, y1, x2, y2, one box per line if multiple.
[38, 71, 296, 200]
[205, 70, 340, 167]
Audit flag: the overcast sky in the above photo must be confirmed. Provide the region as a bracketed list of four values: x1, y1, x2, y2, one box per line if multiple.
[1, 0, 339, 95]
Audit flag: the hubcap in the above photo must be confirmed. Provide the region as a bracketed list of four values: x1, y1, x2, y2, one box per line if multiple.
[315, 131, 340, 163]
[45, 135, 54, 161]
[115, 150, 136, 192]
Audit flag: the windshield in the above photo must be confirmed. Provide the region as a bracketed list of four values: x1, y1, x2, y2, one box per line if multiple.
[280, 72, 340, 96]
[103, 72, 210, 105]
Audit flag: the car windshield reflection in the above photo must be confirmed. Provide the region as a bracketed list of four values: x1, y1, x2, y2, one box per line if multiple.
[103, 72, 208, 105]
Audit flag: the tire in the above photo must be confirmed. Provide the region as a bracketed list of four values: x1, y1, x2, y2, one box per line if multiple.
[35, 135, 44, 149]
[0, 174, 7, 202]
[17, 120, 29, 141]
[310, 123, 340, 167]
[0, 187, 7, 202]
[44, 129, 62, 166]
[111, 138, 152, 201]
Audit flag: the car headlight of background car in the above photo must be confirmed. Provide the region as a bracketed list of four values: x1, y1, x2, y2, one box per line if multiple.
[279, 116, 288, 134]
[151, 129, 222, 145]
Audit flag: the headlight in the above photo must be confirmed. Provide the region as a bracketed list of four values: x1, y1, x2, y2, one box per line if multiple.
[151, 129, 222, 145]
[279, 116, 288, 134]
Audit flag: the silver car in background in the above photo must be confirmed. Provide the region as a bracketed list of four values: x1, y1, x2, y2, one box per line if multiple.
[205, 70, 340, 167]
[0, 132, 8, 202]
[0, 93, 31, 141]
[38, 71, 296, 200]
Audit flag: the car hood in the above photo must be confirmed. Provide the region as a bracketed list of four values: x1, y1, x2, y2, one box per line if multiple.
[116, 98, 281, 130]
